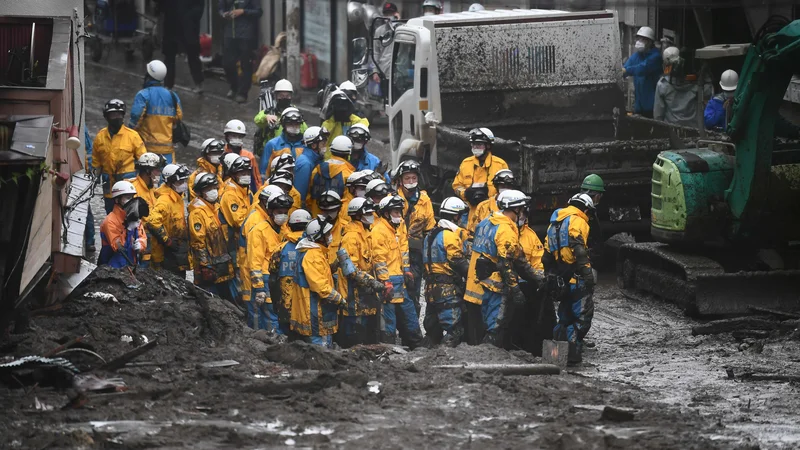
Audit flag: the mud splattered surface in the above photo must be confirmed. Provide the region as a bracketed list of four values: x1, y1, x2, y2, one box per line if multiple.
[5, 270, 799, 448]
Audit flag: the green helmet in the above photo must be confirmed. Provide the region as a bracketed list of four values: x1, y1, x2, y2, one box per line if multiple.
[581, 174, 605, 192]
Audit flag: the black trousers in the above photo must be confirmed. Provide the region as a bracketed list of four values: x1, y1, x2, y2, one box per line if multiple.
[162, 17, 204, 87]
[222, 37, 255, 97]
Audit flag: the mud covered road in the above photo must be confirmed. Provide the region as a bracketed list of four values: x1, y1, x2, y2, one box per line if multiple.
[2, 268, 798, 449]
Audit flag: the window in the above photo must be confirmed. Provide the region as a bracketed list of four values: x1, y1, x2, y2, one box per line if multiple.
[391, 41, 416, 106]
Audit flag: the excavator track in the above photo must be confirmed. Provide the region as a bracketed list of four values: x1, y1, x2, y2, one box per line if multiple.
[617, 242, 800, 317]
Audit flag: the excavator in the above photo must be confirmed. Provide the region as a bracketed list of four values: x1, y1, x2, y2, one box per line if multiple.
[616, 17, 800, 317]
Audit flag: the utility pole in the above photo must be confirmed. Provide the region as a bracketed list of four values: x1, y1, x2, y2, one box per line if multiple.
[286, 0, 301, 100]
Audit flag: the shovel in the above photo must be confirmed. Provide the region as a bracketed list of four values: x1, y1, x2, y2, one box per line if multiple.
[117, 250, 142, 289]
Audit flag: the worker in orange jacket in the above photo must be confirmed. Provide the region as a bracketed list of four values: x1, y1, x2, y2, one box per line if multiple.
[98, 181, 148, 269]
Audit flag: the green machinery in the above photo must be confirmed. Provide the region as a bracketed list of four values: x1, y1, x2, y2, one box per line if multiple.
[617, 18, 800, 316]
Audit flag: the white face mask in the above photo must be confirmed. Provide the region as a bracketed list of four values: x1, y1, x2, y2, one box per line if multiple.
[403, 182, 418, 191]
[325, 210, 339, 220]
[208, 155, 221, 165]
[325, 234, 333, 246]
[127, 220, 141, 231]
[204, 189, 219, 203]
[362, 215, 375, 225]
[227, 138, 244, 148]
[174, 182, 188, 194]
[317, 145, 327, 155]
[285, 125, 301, 135]
[355, 188, 366, 198]
[423, 11, 435, 16]
[273, 213, 289, 226]
[238, 175, 252, 186]
[391, 216, 402, 225]
[353, 142, 364, 150]
[635, 40, 646, 51]
[472, 147, 484, 158]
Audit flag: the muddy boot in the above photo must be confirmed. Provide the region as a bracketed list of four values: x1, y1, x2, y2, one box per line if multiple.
[482, 332, 501, 347]
[441, 329, 462, 348]
[381, 331, 396, 344]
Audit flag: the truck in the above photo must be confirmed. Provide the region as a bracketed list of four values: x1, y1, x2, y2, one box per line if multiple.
[356, 8, 712, 240]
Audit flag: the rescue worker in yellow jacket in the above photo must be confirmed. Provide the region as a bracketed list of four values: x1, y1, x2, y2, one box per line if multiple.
[320, 90, 369, 152]
[93, 99, 147, 214]
[317, 190, 344, 261]
[148, 164, 192, 276]
[470, 190, 536, 347]
[422, 197, 470, 347]
[338, 170, 373, 224]
[269, 209, 313, 336]
[543, 193, 595, 363]
[335, 198, 388, 347]
[467, 169, 517, 234]
[219, 155, 254, 287]
[452, 128, 509, 227]
[189, 139, 225, 202]
[130, 153, 165, 267]
[267, 172, 301, 215]
[394, 159, 435, 312]
[129, 60, 182, 163]
[188, 173, 236, 302]
[239, 185, 284, 307]
[307, 135, 355, 217]
[291, 217, 347, 347]
[372, 195, 423, 347]
[366, 178, 391, 208]
[248, 191, 294, 332]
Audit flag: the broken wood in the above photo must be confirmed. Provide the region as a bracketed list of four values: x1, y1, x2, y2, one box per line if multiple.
[748, 306, 800, 320]
[431, 364, 560, 376]
[601, 406, 636, 422]
[99, 340, 158, 371]
[691, 317, 778, 336]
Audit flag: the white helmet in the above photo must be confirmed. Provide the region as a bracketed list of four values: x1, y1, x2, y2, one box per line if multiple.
[720, 69, 739, 91]
[304, 217, 334, 242]
[258, 185, 284, 202]
[303, 126, 328, 146]
[270, 174, 293, 188]
[146, 60, 167, 81]
[468, 3, 484, 11]
[271, 154, 296, 172]
[346, 170, 371, 187]
[111, 180, 137, 198]
[422, 0, 442, 9]
[662, 46, 680, 65]
[201, 138, 216, 152]
[136, 152, 164, 170]
[330, 135, 353, 155]
[496, 189, 530, 211]
[289, 209, 313, 226]
[275, 79, 294, 93]
[636, 26, 655, 41]
[223, 119, 246, 135]
[440, 196, 467, 216]
[366, 179, 390, 197]
[347, 197, 375, 216]
[569, 193, 595, 210]
[223, 153, 240, 172]
[339, 80, 357, 92]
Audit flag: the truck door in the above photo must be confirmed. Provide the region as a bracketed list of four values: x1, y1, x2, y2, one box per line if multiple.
[388, 32, 418, 165]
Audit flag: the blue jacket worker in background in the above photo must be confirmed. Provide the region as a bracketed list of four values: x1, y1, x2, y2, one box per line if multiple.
[623, 26, 662, 118]
[704, 69, 738, 131]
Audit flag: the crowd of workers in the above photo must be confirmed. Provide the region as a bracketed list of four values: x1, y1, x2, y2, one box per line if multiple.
[86, 57, 601, 360]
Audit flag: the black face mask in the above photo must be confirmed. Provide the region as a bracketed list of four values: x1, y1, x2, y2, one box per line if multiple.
[107, 118, 124, 134]
[277, 99, 291, 110]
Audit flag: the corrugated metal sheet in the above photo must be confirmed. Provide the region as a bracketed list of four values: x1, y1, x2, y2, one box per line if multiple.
[60, 170, 92, 257]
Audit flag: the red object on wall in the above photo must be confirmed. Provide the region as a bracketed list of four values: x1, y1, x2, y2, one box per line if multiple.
[199, 33, 212, 58]
[301, 51, 318, 90]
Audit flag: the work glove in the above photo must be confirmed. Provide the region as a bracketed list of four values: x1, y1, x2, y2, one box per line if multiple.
[134, 241, 143, 252]
[199, 267, 216, 282]
[404, 271, 414, 289]
[408, 221, 426, 239]
[383, 281, 394, 301]
[254, 291, 267, 306]
[369, 278, 386, 295]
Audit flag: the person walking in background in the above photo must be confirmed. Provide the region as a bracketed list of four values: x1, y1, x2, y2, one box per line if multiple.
[158, 0, 205, 93]
[218, 0, 263, 104]
[129, 60, 182, 164]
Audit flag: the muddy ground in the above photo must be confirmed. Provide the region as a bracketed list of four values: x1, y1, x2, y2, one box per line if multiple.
[1, 269, 798, 449]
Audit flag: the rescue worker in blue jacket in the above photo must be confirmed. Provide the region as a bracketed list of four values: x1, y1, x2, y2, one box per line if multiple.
[295, 126, 328, 208]
[261, 107, 307, 178]
[622, 27, 662, 118]
[704, 69, 738, 131]
[129, 60, 182, 163]
[347, 124, 383, 172]
[543, 193, 596, 363]
[422, 196, 470, 347]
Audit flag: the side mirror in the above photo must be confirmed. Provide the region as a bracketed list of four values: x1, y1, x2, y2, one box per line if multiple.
[351, 38, 368, 66]
[380, 28, 394, 46]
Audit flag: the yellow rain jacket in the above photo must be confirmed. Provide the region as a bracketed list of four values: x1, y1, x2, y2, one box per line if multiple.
[131, 174, 158, 262]
[291, 239, 346, 336]
[398, 188, 436, 241]
[320, 114, 369, 156]
[252, 184, 302, 216]
[129, 81, 182, 158]
[247, 215, 282, 302]
[371, 217, 408, 304]
[220, 180, 252, 266]
[238, 204, 270, 302]
[425, 221, 467, 277]
[92, 126, 146, 198]
[544, 205, 591, 274]
[467, 196, 499, 235]
[519, 225, 545, 273]
[470, 212, 520, 294]
[452, 153, 508, 225]
[269, 229, 304, 320]
[337, 220, 378, 316]
[188, 197, 233, 284]
[148, 186, 190, 270]
[307, 155, 355, 217]
[188, 157, 224, 202]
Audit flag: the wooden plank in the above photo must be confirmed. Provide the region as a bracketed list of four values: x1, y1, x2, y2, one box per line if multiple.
[19, 176, 51, 295]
